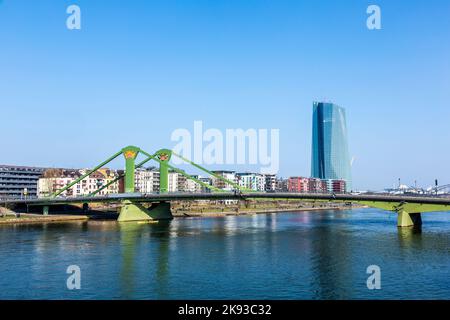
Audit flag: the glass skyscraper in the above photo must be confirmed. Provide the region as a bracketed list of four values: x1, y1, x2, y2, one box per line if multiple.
[311, 102, 352, 191]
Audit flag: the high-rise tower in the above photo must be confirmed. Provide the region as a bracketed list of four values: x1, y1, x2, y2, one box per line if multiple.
[311, 102, 352, 191]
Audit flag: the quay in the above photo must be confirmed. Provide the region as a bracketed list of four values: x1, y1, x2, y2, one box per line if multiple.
[0, 213, 89, 225]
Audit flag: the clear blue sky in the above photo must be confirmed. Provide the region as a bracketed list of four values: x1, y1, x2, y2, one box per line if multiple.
[0, 0, 449, 190]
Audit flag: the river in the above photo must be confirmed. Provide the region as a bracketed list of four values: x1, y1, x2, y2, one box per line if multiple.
[1, 208, 449, 300]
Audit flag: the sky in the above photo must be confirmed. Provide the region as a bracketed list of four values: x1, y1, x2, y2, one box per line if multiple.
[0, 0, 449, 191]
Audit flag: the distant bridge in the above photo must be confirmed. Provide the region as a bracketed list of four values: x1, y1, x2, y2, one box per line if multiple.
[2, 145, 450, 228]
[430, 184, 450, 194]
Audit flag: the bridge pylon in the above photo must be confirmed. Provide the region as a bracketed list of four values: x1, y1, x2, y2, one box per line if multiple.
[118, 146, 173, 222]
[122, 146, 140, 193]
[118, 200, 172, 222]
[154, 149, 172, 194]
[359, 200, 432, 228]
[397, 210, 422, 228]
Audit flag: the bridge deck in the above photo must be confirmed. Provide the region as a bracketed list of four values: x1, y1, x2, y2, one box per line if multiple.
[3, 193, 450, 207]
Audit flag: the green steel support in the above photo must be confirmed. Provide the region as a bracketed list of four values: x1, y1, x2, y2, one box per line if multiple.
[121, 146, 141, 193]
[43, 206, 49, 216]
[51, 150, 123, 198]
[118, 200, 172, 222]
[146, 202, 172, 220]
[118, 200, 151, 222]
[87, 152, 158, 197]
[117, 147, 175, 222]
[397, 211, 422, 228]
[358, 201, 449, 228]
[83, 146, 249, 198]
[155, 149, 172, 193]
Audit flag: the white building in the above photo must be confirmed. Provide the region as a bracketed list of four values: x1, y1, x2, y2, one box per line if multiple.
[324, 179, 346, 194]
[237, 172, 266, 191]
[168, 172, 178, 192]
[168, 171, 188, 192]
[135, 168, 160, 193]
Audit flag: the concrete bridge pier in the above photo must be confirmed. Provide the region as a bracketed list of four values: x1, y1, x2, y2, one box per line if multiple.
[118, 201, 173, 222]
[397, 210, 422, 228]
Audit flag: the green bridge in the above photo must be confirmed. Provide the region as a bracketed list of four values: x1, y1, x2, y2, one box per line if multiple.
[3, 145, 450, 228]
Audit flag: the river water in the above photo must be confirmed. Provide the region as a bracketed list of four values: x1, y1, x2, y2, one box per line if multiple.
[0, 208, 449, 300]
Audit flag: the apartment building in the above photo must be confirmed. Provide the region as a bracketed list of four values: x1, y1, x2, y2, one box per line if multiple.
[237, 172, 266, 191]
[264, 174, 277, 192]
[0, 165, 46, 200]
[276, 178, 289, 192]
[185, 175, 203, 193]
[135, 168, 160, 193]
[325, 179, 346, 194]
[211, 171, 237, 191]
[287, 176, 346, 194]
[288, 177, 310, 193]
[168, 171, 188, 192]
[38, 168, 119, 197]
[198, 176, 213, 193]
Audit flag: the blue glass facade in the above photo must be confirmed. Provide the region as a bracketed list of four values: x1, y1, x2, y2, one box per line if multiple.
[311, 102, 352, 191]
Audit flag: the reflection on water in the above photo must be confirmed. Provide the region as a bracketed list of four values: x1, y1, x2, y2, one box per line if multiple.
[397, 226, 422, 248]
[119, 222, 172, 299]
[1, 208, 450, 300]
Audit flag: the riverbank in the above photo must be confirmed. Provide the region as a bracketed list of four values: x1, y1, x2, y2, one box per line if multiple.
[172, 205, 358, 217]
[0, 214, 89, 225]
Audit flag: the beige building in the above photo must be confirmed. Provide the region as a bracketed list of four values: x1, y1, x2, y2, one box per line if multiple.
[184, 175, 202, 193]
[38, 168, 119, 197]
[211, 171, 237, 191]
[167, 171, 204, 193]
